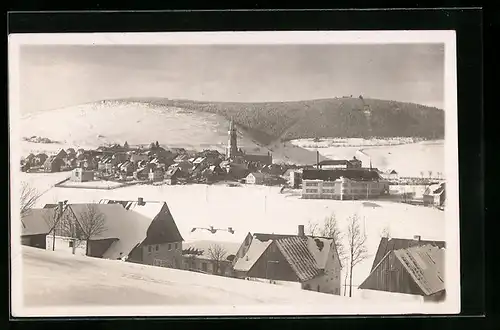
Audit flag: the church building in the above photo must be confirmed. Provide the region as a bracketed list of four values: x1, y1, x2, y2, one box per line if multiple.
[226, 120, 273, 165]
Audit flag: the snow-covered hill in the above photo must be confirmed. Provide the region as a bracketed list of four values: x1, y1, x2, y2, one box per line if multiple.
[15, 246, 451, 317]
[20, 100, 264, 154]
[16, 246, 354, 314]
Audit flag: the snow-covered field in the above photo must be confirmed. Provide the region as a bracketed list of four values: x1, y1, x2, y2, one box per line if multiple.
[291, 137, 421, 148]
[271, 139, 444, 178]
[18, 172, 446, 299]
[17, 246, 355, 308]
[15, 246, 451, 316]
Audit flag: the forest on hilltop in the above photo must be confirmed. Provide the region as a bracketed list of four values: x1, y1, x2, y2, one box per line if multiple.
[111, 97, 445, 146]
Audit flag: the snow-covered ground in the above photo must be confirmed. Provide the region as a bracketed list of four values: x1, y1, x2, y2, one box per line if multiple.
[20, 101, 262, 155]
[18, 172, 446, 299]
[15, 246, 449, 316]
[291, 137, 421, 148]
[271, 139, 444, 178]
[17, 246, 353, 307]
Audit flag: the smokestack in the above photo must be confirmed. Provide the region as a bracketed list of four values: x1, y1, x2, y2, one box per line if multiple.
[298, 225, 305, 237]
[413, 235, 421, 242]
[138, 197, 144, 206]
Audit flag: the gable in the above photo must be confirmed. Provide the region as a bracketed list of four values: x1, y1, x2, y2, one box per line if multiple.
[140, 203, 184, 245]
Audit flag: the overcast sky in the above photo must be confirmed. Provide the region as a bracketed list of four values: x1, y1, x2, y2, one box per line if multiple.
[18, 44, 444, 114]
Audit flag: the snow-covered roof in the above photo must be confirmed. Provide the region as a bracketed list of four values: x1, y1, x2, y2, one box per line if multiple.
[233, 233, 335, 282]
[393, 245, 445, 296]
[67, 204, 153, 259]
[21, 208, 56, 236]
[233, 238, 272, 272]
[424, 182, 445, 196]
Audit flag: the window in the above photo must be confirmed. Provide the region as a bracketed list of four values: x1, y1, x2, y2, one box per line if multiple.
[155, 245, 159, 251]
[175, 243, 179, 250]
[168, 243, 172, 251]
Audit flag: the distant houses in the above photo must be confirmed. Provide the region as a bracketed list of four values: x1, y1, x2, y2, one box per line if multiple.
[423, 182, 446, 208]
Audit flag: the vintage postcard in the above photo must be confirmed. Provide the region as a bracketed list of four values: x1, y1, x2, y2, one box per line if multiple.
[9, 30, 460, 317]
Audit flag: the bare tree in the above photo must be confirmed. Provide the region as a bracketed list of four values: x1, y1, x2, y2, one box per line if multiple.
[42, 204, 64, 251]
[306, 220, 319, 236]
[308, 214, 349, 295]
[20, 181, 40, 219]
[420, 171, 424, 180]
[73, 204, 107, 256]
[428, 170, 433, 179]
[381, 225, 392, 240]
[207, 244, 227, 275]
[346, 213, 369, 297]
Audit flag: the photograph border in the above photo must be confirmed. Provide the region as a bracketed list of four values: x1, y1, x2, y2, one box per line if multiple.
[7, 8, 484, 322]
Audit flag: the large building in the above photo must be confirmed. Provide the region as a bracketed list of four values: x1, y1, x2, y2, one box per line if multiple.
[301, 169, 389, 200]
[226, 120, 273, 165]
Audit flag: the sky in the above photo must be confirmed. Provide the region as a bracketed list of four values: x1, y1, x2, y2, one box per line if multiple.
[17, 44, 445, 114]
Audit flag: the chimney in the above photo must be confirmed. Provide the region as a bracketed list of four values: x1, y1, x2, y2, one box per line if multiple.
[298, 225, 305, 237]
[413, 235, 421, 242]
[58, 201, 64, 217]
[138, 197, 144, 206]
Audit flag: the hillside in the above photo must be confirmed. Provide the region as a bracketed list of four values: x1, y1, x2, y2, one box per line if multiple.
[20, 100, 265, 153]
[118, 97, 445, 145]
[17, 246, 354, 313]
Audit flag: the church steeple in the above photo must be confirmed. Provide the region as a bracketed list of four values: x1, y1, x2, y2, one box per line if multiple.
[227, 118, 238, 159]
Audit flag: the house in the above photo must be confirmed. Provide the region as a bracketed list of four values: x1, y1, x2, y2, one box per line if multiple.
[164, 167, 182, 185]
[66, 148, 76, 158]
[98, 198, 184, 267]
[35, 153, 48, 166]
[149, 167, 164, 182]
[43, 156, 64, 173]
[49, 199, 184, 268]
[423, 182, 446, 207]
[130, 153, 149, 164]
[201, 165, 225, 183]
[21, 207, 62, 249]
[359, 244, 445, 302]
[174, 154, 189, 163]
[182, 240, 239, 277]
[55, 149, 68, 160]
[118, 161, 135, 175]
[24, 153, 36, 166]
[301, 169, 389, 200]
[133, 167, 149, 180]
[370, 236, 446, 273]
[70, 168, 94, 182]
[232, 225, 342, 295]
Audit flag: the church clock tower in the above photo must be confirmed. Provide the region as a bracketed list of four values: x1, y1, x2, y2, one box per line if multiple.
[226, 119, 238, 159]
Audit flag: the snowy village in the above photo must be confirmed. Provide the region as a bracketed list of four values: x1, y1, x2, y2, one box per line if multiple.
[12, 35, 452, 314]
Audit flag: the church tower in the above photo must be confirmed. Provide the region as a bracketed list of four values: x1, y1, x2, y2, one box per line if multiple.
[226, 119, 238, 159]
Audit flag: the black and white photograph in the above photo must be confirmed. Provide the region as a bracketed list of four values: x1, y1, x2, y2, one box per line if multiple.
[9, 31, 460, 316]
